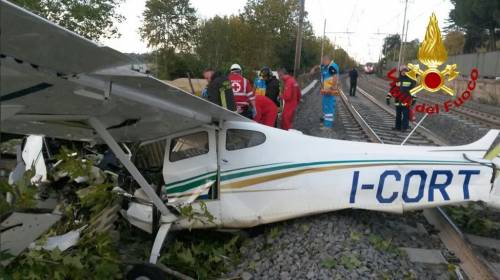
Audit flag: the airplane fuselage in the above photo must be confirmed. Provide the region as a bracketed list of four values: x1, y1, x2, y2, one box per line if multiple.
[131, 121, 498, 230]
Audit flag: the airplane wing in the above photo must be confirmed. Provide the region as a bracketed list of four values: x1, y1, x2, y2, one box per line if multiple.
[0, 0, 249, 143]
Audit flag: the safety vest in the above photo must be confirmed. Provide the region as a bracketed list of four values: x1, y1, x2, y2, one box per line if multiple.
[386, 81, 417, 107]
[219, 80, 232, 109]
[320, 62, 340, 95]
[254, 77, 266, 96]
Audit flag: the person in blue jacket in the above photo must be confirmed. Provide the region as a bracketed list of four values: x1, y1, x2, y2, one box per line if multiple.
[319, 55, 340, 128]
[253, 72, 267, 97]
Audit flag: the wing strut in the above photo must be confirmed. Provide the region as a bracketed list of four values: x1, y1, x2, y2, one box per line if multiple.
[88, 117, 171, 216]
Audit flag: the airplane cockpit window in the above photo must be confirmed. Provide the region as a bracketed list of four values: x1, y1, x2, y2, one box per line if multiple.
[169, 131, 209, 162]
[226, 129, 266, 151]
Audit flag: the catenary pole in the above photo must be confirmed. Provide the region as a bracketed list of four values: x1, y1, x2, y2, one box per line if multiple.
[293, 0, 305, 77]
[397, 0, 409, 72]
[320, 19, 326, 64]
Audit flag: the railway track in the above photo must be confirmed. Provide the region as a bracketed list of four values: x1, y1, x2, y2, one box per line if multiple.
[336, 94, 373, 142]
[359, 75, 500, 131]
[338, 79, 498, 280]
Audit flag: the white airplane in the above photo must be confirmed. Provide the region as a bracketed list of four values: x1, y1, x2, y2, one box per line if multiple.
[1, 0, 500, 275]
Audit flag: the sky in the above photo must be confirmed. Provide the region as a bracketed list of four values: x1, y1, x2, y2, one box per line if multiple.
[102, 0, 454, 64]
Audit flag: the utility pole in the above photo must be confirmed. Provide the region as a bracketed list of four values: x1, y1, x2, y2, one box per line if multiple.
[320, 19, 326, 65]
[293, 0, 305, 77]
[332, 36, 337, 61]
[397, 0, 409, 72]
[400, 20, 410, 65]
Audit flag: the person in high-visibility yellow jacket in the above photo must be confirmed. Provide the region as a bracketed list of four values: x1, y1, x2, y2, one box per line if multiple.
[386, 66, 417, 131]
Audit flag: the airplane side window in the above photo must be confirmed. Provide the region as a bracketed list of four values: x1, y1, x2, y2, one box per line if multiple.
[169, 131, 209, 162]
[135, 140, 166, 169]
[226, 129, 266, 151]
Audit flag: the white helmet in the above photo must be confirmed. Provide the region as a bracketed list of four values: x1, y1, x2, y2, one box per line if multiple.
[230, 64, 242, 72]
[399, 65, 409, 72]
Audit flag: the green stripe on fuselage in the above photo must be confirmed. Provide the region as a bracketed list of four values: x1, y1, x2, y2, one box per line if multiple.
[219, 159, 469, 182]
[165, 174, 217, 194]
[164, 159, 470, 194]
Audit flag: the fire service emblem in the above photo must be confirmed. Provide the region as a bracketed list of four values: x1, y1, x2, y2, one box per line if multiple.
[406, 13, 459, 96]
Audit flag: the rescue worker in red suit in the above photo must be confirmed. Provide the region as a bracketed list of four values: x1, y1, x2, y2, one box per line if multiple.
[253, 95, 278, 127]
[278, 68, 301, 130]
[228, 64, 256, 119]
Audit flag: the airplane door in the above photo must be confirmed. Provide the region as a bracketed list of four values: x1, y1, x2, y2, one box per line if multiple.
[163, 128, 219, 203]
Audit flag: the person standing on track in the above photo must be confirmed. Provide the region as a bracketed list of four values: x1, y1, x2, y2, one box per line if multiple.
[228, 64, 256, 119]
[386, 65, 417, 132]
[203, 68, 236, 111]
[253, 95, 278, 127]
[349, 67, 358, 96]
[319, 55, 340, 129]
[278, 68, 301, 130]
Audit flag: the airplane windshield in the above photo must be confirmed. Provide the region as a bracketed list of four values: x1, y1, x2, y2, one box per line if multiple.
[169, 131, 209, 162]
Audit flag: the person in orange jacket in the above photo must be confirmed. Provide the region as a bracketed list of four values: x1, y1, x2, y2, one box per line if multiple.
[277, 68, 301, 130]
[253, 95, 278, 127]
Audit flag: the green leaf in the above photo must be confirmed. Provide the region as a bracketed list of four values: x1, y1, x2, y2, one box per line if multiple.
[10, 0, 124, 40]
[177, 249, 195, 266]
[50, 248, 62, 261]
[62, 255, 83, 269]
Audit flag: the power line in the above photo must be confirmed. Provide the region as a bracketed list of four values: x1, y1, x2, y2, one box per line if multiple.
[317, 0, 325, 20]
[346, 0, 359, 29]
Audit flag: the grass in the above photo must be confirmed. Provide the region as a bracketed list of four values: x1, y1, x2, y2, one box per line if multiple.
[268, 226, 281, 240]
[445, 204, 500, 238]
[340, 254, 362, 270]
[321, 256, 336, 269]
[350, 231, 362, 241]
[300, 224, 310, 233]
[368, 234, 402, 255]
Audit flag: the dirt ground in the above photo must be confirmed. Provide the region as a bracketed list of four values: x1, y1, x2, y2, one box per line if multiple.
[166, 78, 207, 96]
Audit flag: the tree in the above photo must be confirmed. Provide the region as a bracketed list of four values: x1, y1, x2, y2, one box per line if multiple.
[444, 31, 465, 55]
[140, 0, 197, 51]
[140, 0, 197, 79]
[380, 35, 418, 65]
[448, 0, 499, 51]
[10, 0, 124, 41]
[144, 49, 202, 79]
[382, 34, 401, 58]
[241, 0, 302, 68]
[195, 16, 258, 72]
[402, 39, 419, 63]
[154, 0, 358, 79]
[238, 0, 327, 73]
[332, 47, 357, 72]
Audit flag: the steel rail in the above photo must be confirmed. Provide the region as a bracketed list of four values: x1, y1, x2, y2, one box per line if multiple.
[338, 89, 383, 143]
[360, 76, 500, 129]
[339, 82, 498, 280]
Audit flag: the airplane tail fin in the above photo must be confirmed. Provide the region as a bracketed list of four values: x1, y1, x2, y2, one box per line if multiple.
[481, 132, 500, 208]
[487, 159, 500, 209]
[457, 130, 499, 159]
[484, 144, 500, 161]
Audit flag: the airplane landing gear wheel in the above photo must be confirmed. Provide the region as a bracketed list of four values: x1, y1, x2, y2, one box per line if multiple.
[126, 263, 167, 280]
